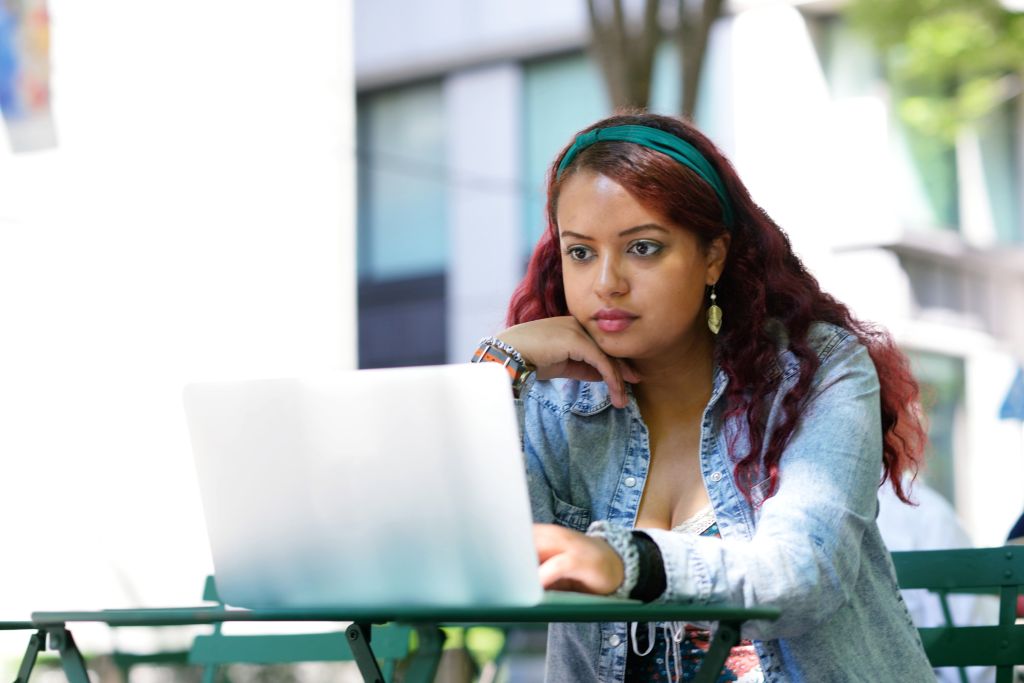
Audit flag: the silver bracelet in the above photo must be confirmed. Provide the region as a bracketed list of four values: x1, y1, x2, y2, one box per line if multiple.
[476, 336, 527, 365]
[586, 520, 639, 599]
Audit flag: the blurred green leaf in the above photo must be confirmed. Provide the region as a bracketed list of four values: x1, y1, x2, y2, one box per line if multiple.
[846, 0, 1024, 140]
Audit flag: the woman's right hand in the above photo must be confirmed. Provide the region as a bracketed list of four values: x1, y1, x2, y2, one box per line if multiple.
[495, 317, 640, 408]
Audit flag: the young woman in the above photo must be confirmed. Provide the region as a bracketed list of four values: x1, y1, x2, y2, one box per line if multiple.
[471, 113, 934, 682]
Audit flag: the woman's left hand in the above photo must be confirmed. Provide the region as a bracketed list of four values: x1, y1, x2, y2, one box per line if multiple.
[533, 523, 624, 595]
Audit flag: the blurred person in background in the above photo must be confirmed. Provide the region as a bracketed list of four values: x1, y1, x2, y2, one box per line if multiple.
[1009, 511, 1024, 545]
[877, 477, 997, 683]
[1009, 510, 1024, 624]
[473, 112, 934, 683]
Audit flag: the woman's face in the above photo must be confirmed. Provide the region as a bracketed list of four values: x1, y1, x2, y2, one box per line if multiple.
[556, 170, 728, 362]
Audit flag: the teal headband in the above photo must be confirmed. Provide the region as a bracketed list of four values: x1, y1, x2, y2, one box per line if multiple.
[556, 124, 736, 229]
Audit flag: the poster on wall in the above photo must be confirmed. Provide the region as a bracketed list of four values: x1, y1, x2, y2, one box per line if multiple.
[0, 0, 56, 153]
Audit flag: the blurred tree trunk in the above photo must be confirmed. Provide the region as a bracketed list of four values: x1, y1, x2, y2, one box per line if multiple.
[678, 0, 724, 119]
[586, 0, 660, 110]
[586, 0, 725, 118]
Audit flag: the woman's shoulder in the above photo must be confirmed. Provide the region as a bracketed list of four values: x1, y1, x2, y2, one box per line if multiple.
[768, 319, 853, 354]
[768, 320, 866, 381]
[805, 321, 858, 360]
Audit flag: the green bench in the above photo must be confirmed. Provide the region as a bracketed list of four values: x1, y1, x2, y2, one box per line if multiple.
[892, 546, 1024, 683]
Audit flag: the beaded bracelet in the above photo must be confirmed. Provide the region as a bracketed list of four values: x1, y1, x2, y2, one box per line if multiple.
[586, 520, 639, 599]
[470, 336, 536, 398]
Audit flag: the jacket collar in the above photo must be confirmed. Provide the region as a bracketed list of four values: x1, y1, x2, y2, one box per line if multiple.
[568, 380, 615, 416]
[568, 363, 730, 417]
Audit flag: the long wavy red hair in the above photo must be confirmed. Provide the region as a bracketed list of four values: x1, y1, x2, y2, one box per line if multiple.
[507, 112, 924, 504]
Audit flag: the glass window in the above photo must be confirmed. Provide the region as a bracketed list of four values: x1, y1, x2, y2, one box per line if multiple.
[522, 53, 608, 252]
[817, 18, 960, 232]
[820, 17, 1020, 242]
[648, 41, 681, 116]
[808, 14, 882, 100]
[978, 97, 1021, 245]
[894, 125, 960, 232]
[648, 37, 729, 144]
[907, 350, 966, 505]
[357, 82, 447, 280]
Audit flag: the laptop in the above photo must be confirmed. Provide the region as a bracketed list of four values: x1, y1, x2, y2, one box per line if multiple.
[184, 362, 556, 609]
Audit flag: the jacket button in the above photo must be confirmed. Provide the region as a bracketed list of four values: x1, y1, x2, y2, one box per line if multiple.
[624, 476, 637, 487]
[710, 471, 723, 482]
[608, 634, 621, 647]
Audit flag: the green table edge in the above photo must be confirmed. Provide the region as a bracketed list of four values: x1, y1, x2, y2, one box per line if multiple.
[0, 621, 35, 630]
[31, 603, 780, 627]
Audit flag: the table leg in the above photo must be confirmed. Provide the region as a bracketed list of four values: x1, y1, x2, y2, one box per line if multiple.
[692, 620, 741, 683]
[345, 623, 387, 683]
[14, 630, 46, 683]
[402, 625, 446, 683]
[47, 627, 91, 683]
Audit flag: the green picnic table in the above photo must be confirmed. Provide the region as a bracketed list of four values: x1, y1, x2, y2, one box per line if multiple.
[21, 598, 780, 683]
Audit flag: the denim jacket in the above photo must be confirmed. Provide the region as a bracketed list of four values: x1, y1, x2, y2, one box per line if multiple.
[517, 322, 934, 682]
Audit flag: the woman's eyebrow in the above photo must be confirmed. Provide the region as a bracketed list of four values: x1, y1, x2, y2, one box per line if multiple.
[560, 230, 593, 241]
[560, 223, 669, 241]
[619, 223, 669, 237]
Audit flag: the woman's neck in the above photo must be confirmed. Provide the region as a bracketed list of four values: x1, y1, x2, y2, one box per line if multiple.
[630, 332, 717, 419]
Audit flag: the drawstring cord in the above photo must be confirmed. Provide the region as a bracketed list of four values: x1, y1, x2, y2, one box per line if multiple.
[664, 622, 685, 682]
[630, 621, 687, 683]
[629, 621, 656, 656]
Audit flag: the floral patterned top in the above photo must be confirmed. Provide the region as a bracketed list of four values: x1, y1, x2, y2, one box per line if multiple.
[625, 506, 764, 683]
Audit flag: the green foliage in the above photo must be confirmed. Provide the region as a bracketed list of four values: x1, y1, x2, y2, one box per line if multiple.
[846, 0, 1024, 139]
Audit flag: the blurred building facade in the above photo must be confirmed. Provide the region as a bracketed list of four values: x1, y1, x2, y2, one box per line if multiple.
[353, 0, 1024, 545]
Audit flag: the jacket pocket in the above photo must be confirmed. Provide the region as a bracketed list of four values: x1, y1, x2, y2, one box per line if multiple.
[552, 495, 592, 532]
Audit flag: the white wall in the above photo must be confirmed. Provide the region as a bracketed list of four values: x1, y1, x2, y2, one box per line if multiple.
[0, 0, 354, 661]
[355, 0, 586, 86]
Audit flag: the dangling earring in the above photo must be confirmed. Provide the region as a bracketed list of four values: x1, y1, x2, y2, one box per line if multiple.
[707, 284, 722, 335]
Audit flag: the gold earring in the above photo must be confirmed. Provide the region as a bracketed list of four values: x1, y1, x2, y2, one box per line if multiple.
[707, 285, 722, 335]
